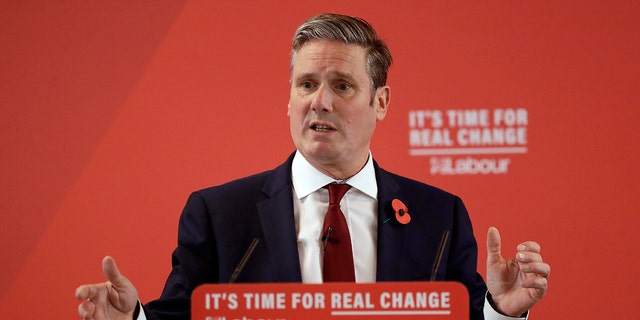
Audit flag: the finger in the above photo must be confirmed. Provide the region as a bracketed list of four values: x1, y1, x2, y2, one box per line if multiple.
[75, 283, 104, 300]
[102, 256, 129, 288]
[516, 251, 543, 263]
[78, 299, 96, 318]
[518, 261, 551, 277]
[486, 227, 503, 264]
[517, 274, 548, 292]
[517, 241, 541, 254]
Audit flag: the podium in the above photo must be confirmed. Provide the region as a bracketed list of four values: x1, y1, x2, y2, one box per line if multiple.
[192, 281, 468, 319]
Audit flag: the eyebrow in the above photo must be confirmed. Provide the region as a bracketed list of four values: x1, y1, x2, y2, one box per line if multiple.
[293, 71, 358, 83]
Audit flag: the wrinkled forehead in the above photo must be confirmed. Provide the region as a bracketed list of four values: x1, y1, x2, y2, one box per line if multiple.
[291, 40, 368, 75]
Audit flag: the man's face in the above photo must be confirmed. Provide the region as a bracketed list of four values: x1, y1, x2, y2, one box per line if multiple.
[288, 40, 389, 176]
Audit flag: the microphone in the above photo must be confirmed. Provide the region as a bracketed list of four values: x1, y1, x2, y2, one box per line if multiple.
[430, 230, 450, 281]
[322, 226, 335, 250]
[229, 238, 259, 284]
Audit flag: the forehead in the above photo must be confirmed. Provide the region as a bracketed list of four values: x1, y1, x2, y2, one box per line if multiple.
[292, 40, 368, 76]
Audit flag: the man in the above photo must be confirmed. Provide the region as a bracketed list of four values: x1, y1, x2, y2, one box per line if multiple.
[76, 13, 549, 320]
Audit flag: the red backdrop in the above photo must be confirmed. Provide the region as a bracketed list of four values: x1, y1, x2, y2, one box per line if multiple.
[1, 1, 638, 318]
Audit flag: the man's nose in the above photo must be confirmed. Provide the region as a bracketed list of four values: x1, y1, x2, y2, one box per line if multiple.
[310, 84, 334, 112]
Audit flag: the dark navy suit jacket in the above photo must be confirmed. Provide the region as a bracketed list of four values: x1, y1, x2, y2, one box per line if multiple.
[144, 153, 487, 319]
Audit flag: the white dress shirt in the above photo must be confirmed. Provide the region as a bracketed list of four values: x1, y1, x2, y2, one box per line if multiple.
[291, 150, 378, 283]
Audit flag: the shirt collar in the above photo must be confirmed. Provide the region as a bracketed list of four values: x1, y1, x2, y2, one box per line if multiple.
[291, 150, 378, 200]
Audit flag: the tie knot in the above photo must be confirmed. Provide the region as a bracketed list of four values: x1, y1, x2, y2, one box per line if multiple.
[327, 183, 351, 205]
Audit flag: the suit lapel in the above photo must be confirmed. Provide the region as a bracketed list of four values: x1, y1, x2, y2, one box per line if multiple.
[253, 156, 432, 283]
[374, 164, 408, 281]
[257, 154, 302, 282]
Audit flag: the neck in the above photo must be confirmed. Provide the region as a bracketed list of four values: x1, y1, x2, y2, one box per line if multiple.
[301, 152, 370, 181]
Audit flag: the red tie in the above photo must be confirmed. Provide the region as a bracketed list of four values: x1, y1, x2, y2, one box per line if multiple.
[322, 183, 355, 282]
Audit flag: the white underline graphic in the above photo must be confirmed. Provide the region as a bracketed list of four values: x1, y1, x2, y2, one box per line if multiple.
[409, 147, 528, 156]
[331, 310, 451, 316]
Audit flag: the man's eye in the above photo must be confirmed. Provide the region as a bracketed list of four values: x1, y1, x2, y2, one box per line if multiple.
[336, 83, 351, 91]
[301, 82, 314, 89]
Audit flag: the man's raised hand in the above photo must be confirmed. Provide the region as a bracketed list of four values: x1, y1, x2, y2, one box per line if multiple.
[75, 256, 139, 320]
[485, 227, 550, 317]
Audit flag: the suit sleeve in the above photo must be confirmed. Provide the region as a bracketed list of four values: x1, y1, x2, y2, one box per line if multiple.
[446, 196, 487, 320]
[142, 191, 218, 320]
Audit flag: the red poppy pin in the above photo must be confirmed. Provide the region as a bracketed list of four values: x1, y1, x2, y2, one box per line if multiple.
[392, 199, 411, 225]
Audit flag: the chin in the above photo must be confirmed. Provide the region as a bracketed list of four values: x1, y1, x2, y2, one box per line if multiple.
[301, 146, 340, 162]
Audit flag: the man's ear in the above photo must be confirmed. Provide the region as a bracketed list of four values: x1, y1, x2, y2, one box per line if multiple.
[287, 78, 293, 117]
[374, 85, 390, 121]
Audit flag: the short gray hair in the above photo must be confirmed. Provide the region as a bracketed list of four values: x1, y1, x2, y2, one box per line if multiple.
[291, 13, 392, 92]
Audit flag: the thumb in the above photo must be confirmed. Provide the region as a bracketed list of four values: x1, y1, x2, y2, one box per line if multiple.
[102, 256, 129, 287]
[486, 227, 503, 265]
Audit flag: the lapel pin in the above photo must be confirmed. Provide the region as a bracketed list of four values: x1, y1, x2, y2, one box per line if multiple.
[391, 198, 411, 225]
